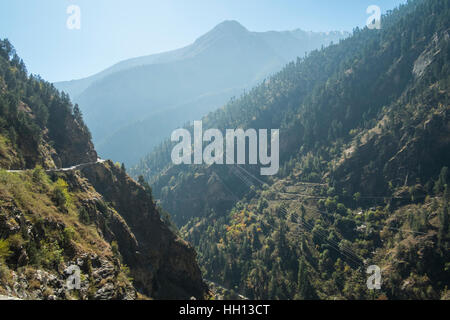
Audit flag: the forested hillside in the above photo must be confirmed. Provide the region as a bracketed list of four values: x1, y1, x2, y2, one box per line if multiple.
[0, 40, 206, 300]
[132, 0, 450, 299]
[0, 41, 96, 170]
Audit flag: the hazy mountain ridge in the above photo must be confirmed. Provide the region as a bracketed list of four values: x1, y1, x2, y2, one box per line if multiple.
[54, 21, 349, 166]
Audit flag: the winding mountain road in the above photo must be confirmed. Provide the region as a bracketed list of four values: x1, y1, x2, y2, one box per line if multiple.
[5, 158, 106, 173]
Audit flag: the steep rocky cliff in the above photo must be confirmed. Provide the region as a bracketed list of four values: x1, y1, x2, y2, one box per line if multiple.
[0, 162, 206, 299]
[79, 161, 206, 299]
[0, 167, 137, 300]
[0, 39, 206, 300]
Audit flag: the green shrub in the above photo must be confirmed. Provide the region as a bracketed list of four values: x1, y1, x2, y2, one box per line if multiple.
[52, 178, 71, 210]
[337, 203, 347, 215]
[120, 264, 133, 282]
[0, 263, 10, 283]
[62, 227, 76, 248]
[32, 165, 49, 186]
[0, 239, 12, 263]
[111, 241, 119, 257]
[39, 240, 63, 269]
[325, 198, 337, 212]
[78, 207, 90, 225]
[7, 234, 24, 251]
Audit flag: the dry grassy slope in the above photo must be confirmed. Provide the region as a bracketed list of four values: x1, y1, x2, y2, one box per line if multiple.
[0, 160, 207, 299]
[332, 29, 450, 197]
[374, 199, 447, 299]
[0, 166, 136, 300]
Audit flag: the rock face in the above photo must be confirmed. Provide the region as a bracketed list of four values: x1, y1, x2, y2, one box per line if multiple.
[0, 161, 207, 300]
[80, 161, 206, 299]
[49, 115, 98, 168]
[0, 196, 137, 300]
[156, 167, 239, 227]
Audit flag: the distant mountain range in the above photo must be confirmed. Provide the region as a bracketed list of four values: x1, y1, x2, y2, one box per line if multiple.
[54, 20, 349, 166]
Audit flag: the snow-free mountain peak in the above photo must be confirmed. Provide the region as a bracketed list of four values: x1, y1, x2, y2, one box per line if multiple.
[54, 21, 349, 166]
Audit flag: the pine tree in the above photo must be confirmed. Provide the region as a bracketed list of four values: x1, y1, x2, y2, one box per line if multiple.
[73, 104, 82, 122]
[439, 200, 449, 248]
[297, 257, 310, 299]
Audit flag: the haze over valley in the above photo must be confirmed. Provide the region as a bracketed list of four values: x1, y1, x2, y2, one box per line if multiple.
[55, 21, 349, 166]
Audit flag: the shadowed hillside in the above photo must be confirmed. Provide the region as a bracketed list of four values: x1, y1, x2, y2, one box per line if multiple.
[132, 0, 450, 300]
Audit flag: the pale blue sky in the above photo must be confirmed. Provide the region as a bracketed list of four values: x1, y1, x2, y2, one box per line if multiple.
[0, 0, 407, 82]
